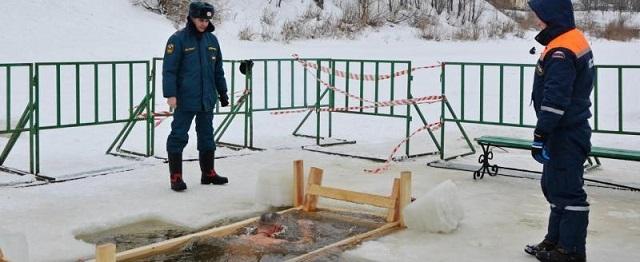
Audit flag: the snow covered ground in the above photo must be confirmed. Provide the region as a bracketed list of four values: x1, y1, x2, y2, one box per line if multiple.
[1, 0, 639, 261]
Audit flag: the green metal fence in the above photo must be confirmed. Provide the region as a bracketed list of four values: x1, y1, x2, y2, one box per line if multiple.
[0, 63, 35, 174]
[254, 58, 332, 146]
[330, 59, 429, 157]
[288, 58, 441, 158]
[250, 58, 330, 112]
[148, 57, 438, 158]
[1, 57, 447, 176]
[590, 65, 640, 135]
[124, 57, 446, 162]
[440, 61, 640, 159]
[0, 61, 153, 176]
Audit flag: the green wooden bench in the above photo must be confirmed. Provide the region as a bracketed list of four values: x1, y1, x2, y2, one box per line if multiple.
[473, 135, 640, 179]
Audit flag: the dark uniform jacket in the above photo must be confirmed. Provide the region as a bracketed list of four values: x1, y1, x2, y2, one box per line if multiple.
[162, 20, 227, 112]
[530, 0, 595, 136]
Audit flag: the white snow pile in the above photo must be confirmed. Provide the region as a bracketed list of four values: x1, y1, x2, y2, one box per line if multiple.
[0, 227, 29, 262]
[254, 165, 294, 207]
[404, 180, 464, 233]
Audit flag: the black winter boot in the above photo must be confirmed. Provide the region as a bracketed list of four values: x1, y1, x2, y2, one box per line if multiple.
[536, 248, 586, 262]
[168, 153, 187, 191]
[199, 151, 228, 185]
[525, 239, 556, 256]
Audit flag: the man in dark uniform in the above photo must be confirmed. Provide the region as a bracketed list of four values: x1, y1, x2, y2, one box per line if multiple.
[524, 1, 594, 261]
[163, 1, 229, 192]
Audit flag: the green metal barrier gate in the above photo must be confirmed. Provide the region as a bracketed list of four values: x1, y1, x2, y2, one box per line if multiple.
[440, 61, 640, 159]
[0, 61, 152, 178]
[36, 61, 153, 175]
[1, 57, 449, 176]
[147, 57, 442, 161]
[291, 58, 441, 159]
[0, 63, 35, 175]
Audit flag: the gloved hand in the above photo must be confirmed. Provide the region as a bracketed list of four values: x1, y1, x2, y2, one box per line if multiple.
[531, 131, 550, 164]
[239, 60, 254, 75]
[219, 93, 229, 107]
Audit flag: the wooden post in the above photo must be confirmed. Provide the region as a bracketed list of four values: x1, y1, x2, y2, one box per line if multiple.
[96, 243, 116, 262]
[287, 221, 401, 262]
[303, 167, 324, 212]
[386, 178, 401, 222]
[114, 207, 300, 261]
[0, 248, 7, 262]
[398, 171, 412, 227]
[293, 160, 305, 207]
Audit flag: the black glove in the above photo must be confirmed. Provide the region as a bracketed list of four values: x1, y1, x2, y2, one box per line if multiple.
[531, 131, 550, 164]
[239, 60, 254, 75]
[219, 93, 229, 107]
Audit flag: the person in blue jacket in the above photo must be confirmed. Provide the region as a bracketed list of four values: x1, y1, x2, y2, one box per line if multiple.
[524, 1, 594, 261]
[163, 1, 229, 192]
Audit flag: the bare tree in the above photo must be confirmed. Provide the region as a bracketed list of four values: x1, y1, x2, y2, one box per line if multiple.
[360, 0, 372, 23]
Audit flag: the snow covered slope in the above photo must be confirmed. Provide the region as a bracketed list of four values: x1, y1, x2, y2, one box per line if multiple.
[0, 0, 174, 62]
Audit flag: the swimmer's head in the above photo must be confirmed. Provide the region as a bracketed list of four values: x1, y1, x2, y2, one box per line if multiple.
[258, 212, 282, 226]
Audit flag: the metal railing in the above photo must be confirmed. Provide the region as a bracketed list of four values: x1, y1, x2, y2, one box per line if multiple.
[440, 61, 640, 159]
[0, 61, 152, 176]
[0, 63, 35, 174]
[1, 57, 449, 176]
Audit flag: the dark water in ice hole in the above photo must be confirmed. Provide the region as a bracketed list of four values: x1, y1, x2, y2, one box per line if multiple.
[143, 210, 386, 262]
[77, 209, 386, 261]
[75, 208, 286, 253]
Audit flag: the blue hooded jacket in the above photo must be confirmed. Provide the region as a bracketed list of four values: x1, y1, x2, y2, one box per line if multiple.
[162, 19, 228, 112]
[528, 0, 595, 136]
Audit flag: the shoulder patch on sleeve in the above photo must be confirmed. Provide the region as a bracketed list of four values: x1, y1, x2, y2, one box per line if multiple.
[166, 43, 175, 55]
[551, 51, 566, 59]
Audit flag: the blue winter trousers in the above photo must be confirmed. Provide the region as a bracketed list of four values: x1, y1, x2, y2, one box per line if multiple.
[166, 108, 215, 154]
[541, 122, 591, 255]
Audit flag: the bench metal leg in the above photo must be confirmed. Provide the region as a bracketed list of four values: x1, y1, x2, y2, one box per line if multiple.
[584, 156, 601, 172]
[473, 144, 500, 180]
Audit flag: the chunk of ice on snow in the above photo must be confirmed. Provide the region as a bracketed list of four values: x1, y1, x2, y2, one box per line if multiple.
[404, 180, 464, 233]
[254, 167, 294, 207]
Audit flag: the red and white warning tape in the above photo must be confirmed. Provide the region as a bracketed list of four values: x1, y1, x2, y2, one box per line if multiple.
[270, 95, 443, 115]
[138, 111, 172, 127]
[292, 54, 383, 105]
[292, 53, 441, 81]
[136, 89, 251, 127]
[364, 122, 442, 174]
[292, 54, 443, 107]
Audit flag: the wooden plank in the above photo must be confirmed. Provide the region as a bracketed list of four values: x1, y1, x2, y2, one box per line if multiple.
[110, 207, 301, 261]
[386, 178, 400, 222]
[286, 222, 401, 262]
[116, 237, 186, 261]
[90, 166, 411, 261]
[303, 167, 323, 212]
[293, 160, 305, 207]
[398, 171, 412, 227]
[96, 243, 116, 262]
[475, 136, 532, 149]
[307, 184, 395, 209]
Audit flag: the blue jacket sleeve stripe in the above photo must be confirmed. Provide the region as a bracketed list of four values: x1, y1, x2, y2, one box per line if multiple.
[541, 106, 565, 115]
[536, 52, 576, 134]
